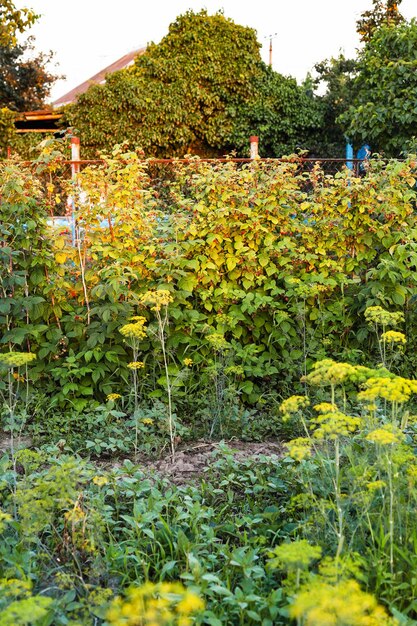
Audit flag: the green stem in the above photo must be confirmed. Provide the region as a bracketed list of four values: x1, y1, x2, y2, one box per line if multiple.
[334, 438, 344, 563]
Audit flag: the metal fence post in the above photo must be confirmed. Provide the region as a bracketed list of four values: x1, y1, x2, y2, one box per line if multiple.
[250, 136, 259, 160]
[70, 137, 80, 246]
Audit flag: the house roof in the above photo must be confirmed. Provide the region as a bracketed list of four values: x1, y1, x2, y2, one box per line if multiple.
[52, 47, 146, 108]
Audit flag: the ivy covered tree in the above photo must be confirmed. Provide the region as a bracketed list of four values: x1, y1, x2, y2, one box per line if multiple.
[65, 10, 324, 158]
[340, 19, 417, 156]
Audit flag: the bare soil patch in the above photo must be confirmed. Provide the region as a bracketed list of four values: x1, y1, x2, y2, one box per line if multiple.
[103, 440, 284, 484]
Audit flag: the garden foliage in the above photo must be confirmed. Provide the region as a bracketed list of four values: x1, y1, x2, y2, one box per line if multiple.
[2, 148, 417, 623]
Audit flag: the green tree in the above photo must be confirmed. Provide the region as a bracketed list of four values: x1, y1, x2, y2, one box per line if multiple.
[0, 39, 57, 111]
[312, 55, 358, 157]
[340, 19, 417, 156]
[0, 1, 59, 157]
[65, 10, 324, 158]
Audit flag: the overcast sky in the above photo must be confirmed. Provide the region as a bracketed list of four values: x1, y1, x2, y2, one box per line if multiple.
[14, 0, 417, 103]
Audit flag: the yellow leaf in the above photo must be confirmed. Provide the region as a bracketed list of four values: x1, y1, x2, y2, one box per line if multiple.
[55, 252, 67, 264]
[55, 237, 66, 250]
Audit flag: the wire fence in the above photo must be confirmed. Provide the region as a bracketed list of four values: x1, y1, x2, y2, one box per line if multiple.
[15, 156, 367, 218]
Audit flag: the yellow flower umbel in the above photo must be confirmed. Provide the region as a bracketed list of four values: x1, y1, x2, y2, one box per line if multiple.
[140, 289, 173, 312]
[364, 306, 404, 327]
[106, 393, 121, 402]
[290, 578, 398, 626]
[380, 330, 406, 345]
[92, 475, 109, 487]
[366, 425, 404, 446]
[120, 316, 147, 340]
[0, 352, 36, 368]
[285, 437, 312, 461]
[268, 540, 321, 590]
[139, 288, 176, 461]
[358, 376, 417, 423]
[303, 359, 356, 387]
[269, 540, 322, 572]
[280, 395, 310, 422]
[183, 358, 193, 367]
[106, 582, 204, 626]
[312, 411, 362, 440]
[127, 361, 145, 370]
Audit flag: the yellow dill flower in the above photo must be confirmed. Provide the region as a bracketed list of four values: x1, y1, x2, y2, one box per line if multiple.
[366, 480, 386, 491]
[312, 411, 362, 440]
[380, 330, 406, 344]
[280, 395, 310, 415]
[366, 426, 404, 446]
[268, 540, 322, 571]
[127, 361, 145, 370]
[314, 402, 337, 413]
[303, 359, 356, 386]
[206, 333, 229, 350]
[290, 578, 398, 626]
[106, 582, 204, 625]
[407, 465, 417, 486]
[93, 476, 109, 487]
[364, 306, 404, 328]
[106, 393, 121, 401]
[176, 592, 205, 615]
[0, 510, 12, 533]
[141, 418, 154, 425]
[183, 358, 193, 367]
[0, 352, 36, 368]
[285, 437, 312, 461]
[120, 316, 147, 340]
[140, 289, 173, 311]
[358, 376, 417, 404]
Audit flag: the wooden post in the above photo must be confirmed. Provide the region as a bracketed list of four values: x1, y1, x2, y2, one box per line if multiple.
[250, 135, 259, 159]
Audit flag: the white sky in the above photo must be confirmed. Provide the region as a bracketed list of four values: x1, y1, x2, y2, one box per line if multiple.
[14, 0, 417, 103]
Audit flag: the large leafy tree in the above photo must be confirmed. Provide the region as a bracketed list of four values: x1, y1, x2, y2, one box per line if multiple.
[0, 0, 56, 111]
[0, 39, 57, 111]
[313, 1, 408, 156]
[340, 19, 417, 156]
[0, 1, 58, 157]
[312, 55, 358, 157]
[65, 10, 324, 158]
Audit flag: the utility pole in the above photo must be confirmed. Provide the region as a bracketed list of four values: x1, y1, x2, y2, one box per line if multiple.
[265, 33, 278, 68]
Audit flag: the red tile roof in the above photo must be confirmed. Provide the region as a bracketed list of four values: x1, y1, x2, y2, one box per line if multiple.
[53, 47, 146, 108]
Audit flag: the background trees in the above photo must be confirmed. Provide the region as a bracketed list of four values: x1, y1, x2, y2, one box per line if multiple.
[339, 19, 417, 156]
[0, 1, 59, 157]
[0, 40, 57, 111]
[0, 1, 58, 111]
[65, 10, 324, 158]
[316, 0, 417, 158]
